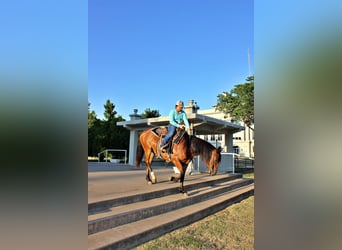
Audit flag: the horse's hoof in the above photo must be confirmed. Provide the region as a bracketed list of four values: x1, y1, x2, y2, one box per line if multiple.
[169, 176, 174, 181]
[183, 192, 188, 197]
[150, 172, 157, 184]
[147, 181, 152, 185]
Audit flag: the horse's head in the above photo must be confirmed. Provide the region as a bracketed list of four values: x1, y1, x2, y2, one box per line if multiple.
[209, 146, 223, 175]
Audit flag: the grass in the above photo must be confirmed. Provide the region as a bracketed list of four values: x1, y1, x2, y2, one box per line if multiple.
[134, 173, 254, 250]
[243, 172, 254, 179]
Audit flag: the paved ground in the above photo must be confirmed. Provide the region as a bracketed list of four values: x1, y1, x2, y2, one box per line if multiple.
[88, 162, 231, 204]
[88, 162, 198, 204]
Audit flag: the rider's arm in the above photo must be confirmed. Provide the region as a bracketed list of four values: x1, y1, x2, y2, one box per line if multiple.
[182, 112, 190, 129]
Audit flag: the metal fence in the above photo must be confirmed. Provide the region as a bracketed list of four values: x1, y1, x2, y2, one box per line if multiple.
[234, 157, 254, 173]
[97, 149, 127, 164]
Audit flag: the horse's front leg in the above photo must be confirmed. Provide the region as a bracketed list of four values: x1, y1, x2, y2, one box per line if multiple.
[169, 161, 187, 194]
[178, 165, 187, 194]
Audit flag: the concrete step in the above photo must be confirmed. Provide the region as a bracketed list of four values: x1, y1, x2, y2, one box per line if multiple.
[88, 173, 243, 214]
[88, 177, 253, 235]
[88, 183, 254, 250]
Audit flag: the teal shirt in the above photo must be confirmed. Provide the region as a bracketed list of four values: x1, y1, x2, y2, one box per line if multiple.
[169, 109, 190, 129]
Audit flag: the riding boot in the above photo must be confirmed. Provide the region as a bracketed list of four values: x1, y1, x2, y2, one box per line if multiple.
[160, 143, 168, 153]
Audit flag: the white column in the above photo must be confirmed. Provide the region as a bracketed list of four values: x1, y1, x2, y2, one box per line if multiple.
[129, 129, 139, 165]
[225, 132, 234, 153]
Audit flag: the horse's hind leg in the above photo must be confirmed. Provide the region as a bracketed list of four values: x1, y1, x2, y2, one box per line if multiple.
[145, 150, 157, 184]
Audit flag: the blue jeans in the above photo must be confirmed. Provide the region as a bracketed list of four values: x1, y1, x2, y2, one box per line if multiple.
[161, 124, 177, 146]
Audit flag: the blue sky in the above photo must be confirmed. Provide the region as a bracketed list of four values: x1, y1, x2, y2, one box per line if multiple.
[89, 0, 253, 120]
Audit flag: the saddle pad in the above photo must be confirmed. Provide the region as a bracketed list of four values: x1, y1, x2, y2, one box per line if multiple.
[151, 126, 168, 137]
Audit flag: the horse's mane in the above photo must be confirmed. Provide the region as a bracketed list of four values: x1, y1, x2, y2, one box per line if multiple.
[189, 135, 216, 166]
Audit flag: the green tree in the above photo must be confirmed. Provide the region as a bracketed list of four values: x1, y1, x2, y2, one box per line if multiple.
[88, 99, 130, 157]
[102, 99, 129, 150]
[88, 119, 106, 157]
[88, 102, 97, 128]
[104, 99, 117, 121]
[88, 102, 103, 156]
[215, 76, 254, 130]
[141, 108, 161, 119]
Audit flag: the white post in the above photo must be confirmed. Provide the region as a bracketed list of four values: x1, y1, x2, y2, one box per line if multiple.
[129, 129, 139, 165]
[232, 153, 235, 174]
[225, 132, 234, 153]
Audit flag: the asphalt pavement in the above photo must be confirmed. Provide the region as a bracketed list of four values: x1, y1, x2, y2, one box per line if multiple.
[88, 162, 186, 204]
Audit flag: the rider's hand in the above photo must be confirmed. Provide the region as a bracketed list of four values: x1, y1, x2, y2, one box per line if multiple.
[180, 124, 185, 129]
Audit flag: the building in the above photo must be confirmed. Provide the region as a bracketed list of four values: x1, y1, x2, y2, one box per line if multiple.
[196, 108, 254, 158]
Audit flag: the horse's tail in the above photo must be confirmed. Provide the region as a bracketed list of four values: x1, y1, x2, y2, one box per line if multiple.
[135, 141, 144, 167]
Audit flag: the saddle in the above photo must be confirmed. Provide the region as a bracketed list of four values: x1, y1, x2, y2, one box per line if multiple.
[152, 126, 186, 160]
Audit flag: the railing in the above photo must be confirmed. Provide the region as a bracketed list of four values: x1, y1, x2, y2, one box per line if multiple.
[97, 149, 127, 164]
[234, 156, 254, 173]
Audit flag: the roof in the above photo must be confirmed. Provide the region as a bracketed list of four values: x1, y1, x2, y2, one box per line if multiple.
[117, 113, 244, 135]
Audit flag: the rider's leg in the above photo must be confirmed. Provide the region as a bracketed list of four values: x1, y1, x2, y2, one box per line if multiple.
[160, 125, 176, 149]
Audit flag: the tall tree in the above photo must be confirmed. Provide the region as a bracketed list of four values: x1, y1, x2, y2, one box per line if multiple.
[103, 99, 117, 121]
[215, 76, 254, 130]
[140, 108, 161, 119]
[102, 100, 127, 149]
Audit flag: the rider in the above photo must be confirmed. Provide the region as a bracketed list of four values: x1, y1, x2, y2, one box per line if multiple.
[160, 100, 190, 152]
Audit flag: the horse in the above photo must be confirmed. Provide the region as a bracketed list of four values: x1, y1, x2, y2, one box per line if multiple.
[135, 126, 222, 193]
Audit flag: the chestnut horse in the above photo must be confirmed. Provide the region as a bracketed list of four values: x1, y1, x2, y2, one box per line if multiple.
[135, 127, 222, 193]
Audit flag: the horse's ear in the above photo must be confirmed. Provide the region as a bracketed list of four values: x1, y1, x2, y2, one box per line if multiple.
[217, 146, 223, 152]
